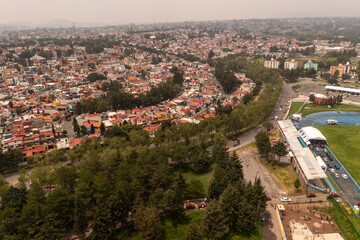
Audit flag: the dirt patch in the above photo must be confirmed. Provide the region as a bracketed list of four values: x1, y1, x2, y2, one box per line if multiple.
[281, 202, 341, 239]
[340, 202, 352, 214]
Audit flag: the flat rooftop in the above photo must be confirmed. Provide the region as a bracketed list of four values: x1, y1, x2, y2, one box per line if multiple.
[278, 120, 327, 180]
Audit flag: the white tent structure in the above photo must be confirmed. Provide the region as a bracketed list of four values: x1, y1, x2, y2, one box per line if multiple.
[299, 127, 327, 142]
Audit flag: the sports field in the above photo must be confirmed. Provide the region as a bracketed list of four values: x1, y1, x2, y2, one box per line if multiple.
[300, 103, 360, 117]
[315, 125, 360, 186]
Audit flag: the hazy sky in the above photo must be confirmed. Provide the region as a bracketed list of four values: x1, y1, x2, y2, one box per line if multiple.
[2, 0, 360, 25]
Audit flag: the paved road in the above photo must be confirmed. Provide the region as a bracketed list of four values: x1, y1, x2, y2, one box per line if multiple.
[238, 148, 287, 197]
[312, 143, 360, 207]
[227, 82, 294, 151]
[238, 147, 286, 240]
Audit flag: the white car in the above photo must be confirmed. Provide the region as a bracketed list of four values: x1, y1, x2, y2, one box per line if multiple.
[342, 174, 349, 180]
[335, 173, 339, 179]
[330, 168, 335, 174]
[281, 197, 292, 202]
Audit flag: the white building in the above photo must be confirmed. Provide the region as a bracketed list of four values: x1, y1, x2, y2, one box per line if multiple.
[344, 62, 357, 75]
[284, 59, 298, 70]
[264, 58, 279, 69]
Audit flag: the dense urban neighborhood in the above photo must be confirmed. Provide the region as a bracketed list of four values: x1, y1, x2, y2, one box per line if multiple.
[1, 17, 360, 240]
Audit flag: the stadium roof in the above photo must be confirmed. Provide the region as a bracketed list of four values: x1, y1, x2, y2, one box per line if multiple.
[325, 85, 360, 94]
[278, 120, 327, 180]
[299, 127, 327, 142]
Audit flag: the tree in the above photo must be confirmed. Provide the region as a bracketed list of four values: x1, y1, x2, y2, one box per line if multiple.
[1, 186, 27, 210]
[81, 126, 88, 136]
[8, 101, 13, 108]
[255, 131, 272, 158]
[184, 223, 203, 240]
[186, 179, 205, 199]
[242, 93, 253, 104]
[309, 94, 315, 102]
[201, 200, 229, 239]
[162, 188, 184, 224]
[294, 178, 301, 190]
[272, 141, 287, 156]
[51, 123, 56, 137]
[100, 122, 105, 135]
[190, 150, 211, 172]
[87, 73, 107, 82]
[262, 121, 274, 132]
[88, 62, 96, 69]
[208, 50, 215, 59]
[134, 205, 162, 240]
[72, 118, 80, 136]
[337, 94, 343, 104]
[15, 108, 22, 116]
[270, 46, 278, 52]
[342, 74, 351, 80]
[90, 124, 95, 134]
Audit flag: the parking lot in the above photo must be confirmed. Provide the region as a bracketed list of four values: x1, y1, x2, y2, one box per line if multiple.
[311, 141, 360, 207]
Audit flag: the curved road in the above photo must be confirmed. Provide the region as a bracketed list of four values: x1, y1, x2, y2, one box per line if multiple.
[227, 82, 295, 151]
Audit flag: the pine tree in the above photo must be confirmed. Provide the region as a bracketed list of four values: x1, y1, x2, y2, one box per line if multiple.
[100, 122, 105, 135]
[184, 223, 203, 240]
[72, 118, 80, 136]
[201, 200, 229, 239]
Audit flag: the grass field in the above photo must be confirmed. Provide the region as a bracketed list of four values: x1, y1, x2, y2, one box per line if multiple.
[254, 146, 305, 195]
[321, 199, 360, 240]
[183, 165, 214, 196]
[288, 101, 304, 118]
[315, 125, 360, 186]
[299, 103, 360, 117]
[115, 210, 262, 240]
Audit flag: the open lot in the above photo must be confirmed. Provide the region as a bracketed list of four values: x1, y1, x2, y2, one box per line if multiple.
[281, 202, 343, 240]
[315, 125, 360, 187]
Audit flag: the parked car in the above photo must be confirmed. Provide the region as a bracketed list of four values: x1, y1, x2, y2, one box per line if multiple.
[342, 174, 349, 180]
[198, 202, 207, 208]
[225, 147, 230, 150]
[45, 184, 55, 188]
[327, 163, 333, 168]
[330, 193, 340, 197]
[330, 168, 335, 174]
[280, 197, 291, 202]
[319, 143, 324, 148]
[185, 203, 196, 209]
[334, 165, 340, 170]
[307, 193, 316, 198]
[264, 196, 272, 201]
[232, 137, 237, 141]
[335, 173, 340, 179]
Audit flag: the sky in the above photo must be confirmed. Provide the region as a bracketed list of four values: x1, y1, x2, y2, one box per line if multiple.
[1, 0, 360, 25]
